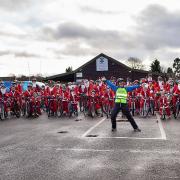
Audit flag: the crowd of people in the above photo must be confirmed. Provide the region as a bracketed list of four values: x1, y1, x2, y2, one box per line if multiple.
[0, 75, 180, 120]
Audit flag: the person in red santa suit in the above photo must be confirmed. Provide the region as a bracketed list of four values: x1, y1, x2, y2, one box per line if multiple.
[172, 81, 180, 114]
[0, 84, 9, 117]
[33, 84, 42, 116]
[61, 84, 70, 114]
[69, 88, 79, 113]
[128, 80, 140, 115]
[12, 80, 22, 94]
[139, 83, 150, 114]
[8, 83, 21, 116]
[147, 77, 156, 114]
[102, 86, 115, 111]
[94, 80, 104, 116]
[154, 76, 165, 110]
[79, 81, 88, 111]
[40, 85, 48, 111]
[23, 83, 34, 117]
[31, 79, 42, 116]
[50, 83, 61, 115]
[159, 90, 171, 119]
[93, 80, 103, 95]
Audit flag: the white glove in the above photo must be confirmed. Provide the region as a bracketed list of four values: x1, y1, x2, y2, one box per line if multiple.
[101, 77, 106, 82]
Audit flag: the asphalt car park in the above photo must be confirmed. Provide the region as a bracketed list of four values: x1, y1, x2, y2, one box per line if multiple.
[0, 113, 180, 180]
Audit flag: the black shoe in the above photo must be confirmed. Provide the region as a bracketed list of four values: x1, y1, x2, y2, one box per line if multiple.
[134, 128, 141, 132]
[112, 128, 117, 132]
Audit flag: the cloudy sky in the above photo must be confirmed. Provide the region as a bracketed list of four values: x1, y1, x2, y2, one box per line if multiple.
[0, 0, 180, 77]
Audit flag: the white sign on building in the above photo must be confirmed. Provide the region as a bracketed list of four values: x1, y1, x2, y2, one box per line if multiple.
[96, 56, 108, 71]
[76, 72, 83, 78]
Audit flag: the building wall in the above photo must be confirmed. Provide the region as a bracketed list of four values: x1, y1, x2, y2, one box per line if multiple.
[78, 58, 148, 81]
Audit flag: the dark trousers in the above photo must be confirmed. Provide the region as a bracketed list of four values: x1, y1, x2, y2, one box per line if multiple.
[111, 103, 138, 129]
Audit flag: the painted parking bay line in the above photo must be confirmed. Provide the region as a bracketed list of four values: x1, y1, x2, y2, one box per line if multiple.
[83, 136, 164, 140]
[81, 117, 107, 137]
[156, 113, 167, 140]
[81, 116, 165, 140]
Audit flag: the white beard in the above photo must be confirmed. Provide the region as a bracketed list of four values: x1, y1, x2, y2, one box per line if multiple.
[81, 85, 85, 92]
[148, 77, 152, 82]
[178, 85, 180, 91]
[158, 81, 164, 90]
[1, 88, 6, 94]
[85, 82, 89, 88]
[32, 82, 36, 88]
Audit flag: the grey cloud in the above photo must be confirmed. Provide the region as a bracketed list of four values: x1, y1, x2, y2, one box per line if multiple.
[40, 4, 180, 67]
[0, 50, 41, 58]
[56, 43, 97, 57]
[135, 4, 180, 50]
[0, 30, 26, 38]
[41, 22, 136, 49]
[0, 0, 32, 11]
[80, 6, 120, 15]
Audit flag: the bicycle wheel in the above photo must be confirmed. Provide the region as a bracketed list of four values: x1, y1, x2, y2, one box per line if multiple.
[132, 102, 135, 116]
[0, 104, 5, 120]
[57, 101, 63, 118]
[150, 100, 155, 115]
[26, 102, 31, 118]
[68, 102, 72, 118]
[161, 108, 166, 120]
[144, 102, 149, 118]
[174, 105, 179, 119]
[91, 102, 96, 118]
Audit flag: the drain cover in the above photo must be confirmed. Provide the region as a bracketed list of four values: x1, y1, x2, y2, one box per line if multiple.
[75, 119, 82, 121]
[58, 131, 68, 134]
[86, 134, 98, 137]
[116, 119, 128, 122]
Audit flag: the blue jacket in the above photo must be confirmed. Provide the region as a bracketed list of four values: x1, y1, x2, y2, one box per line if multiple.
[106, 80, 140, 93]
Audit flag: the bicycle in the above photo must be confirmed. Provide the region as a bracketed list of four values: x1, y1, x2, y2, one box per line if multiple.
[10, 97, 21, 118]
[79, 93, 88, 117]
[140, 96, 150, 118]
[0, 97, 6, 120]
[68, 100, 78, 117]
[173, 95, 180, 119]
[56, 96, 64, 118]
[102, 96, 114, 118]
[87, 94, 96, 118]
[47, 95, 56, 117]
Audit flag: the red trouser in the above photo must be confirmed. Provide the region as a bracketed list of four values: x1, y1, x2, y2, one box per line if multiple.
[63, 100, 68, 113]
[155, 96, 160, 110]
[52, 100, 57, 113]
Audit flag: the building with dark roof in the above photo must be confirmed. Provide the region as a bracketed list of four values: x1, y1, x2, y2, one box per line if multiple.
[45, 53, 164, 82]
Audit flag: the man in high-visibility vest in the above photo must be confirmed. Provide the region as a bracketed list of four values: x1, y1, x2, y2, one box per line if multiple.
[102, 77, 141, 132]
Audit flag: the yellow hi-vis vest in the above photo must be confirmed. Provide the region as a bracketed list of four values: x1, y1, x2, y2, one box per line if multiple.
[115, 88, 127, 103]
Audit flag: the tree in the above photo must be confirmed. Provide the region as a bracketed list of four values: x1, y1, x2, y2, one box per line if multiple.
[150, 59, 161, 73]
[167, 67, 173, 74]
[166, 67, 174, 78]
[126, 57, 144, 70]
[65, 66, 73, 73]
[173, 58, 180, 76]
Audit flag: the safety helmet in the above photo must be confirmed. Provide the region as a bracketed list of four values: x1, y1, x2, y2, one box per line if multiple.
[117, 78, 124, 83]
[134, 80, 139, 84]
[28, 82, 33, 87]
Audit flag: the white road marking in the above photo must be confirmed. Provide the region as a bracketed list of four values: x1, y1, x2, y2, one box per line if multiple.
[81, 114, 166, 140]
[156, 113, 167, 140]
[82, 136, 163, 140]
[81, 117, 107, 137]
[56, 148, 180, 154]
[56, 148, 112, 152]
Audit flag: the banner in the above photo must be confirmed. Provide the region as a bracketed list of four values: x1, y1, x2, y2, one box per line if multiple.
[96, 57, 108, 71]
